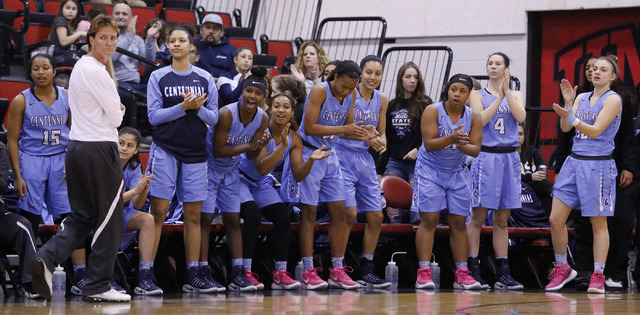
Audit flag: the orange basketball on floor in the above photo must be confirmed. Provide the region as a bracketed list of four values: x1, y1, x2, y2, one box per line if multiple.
[379, 175, 413, 208]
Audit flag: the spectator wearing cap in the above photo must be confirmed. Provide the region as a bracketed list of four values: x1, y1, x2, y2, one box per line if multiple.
[195, 14, 237, 78]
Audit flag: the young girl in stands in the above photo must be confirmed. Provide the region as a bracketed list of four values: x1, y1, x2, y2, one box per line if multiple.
[286, 60, 375, 290]
[237, 94, 331, 290]
[518, 124, 553, 215]
[218, 46, 254, 106]
[146, 26, 219, 293]
[378, 62, 432, 184]
[547, 57, 622, 294]
[290, 41, 330, 95]
[7, 53, 91, 295]
[201, 67, 271, 292]
[51, 0, 87, 66]
[467, 52, 526, 290]
[413, 74, 482, 290]
[117, 127, 162, 295]
[333, 55, 389, 288]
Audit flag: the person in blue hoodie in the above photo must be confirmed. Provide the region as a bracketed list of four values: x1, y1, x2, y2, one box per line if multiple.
[194, 14, 237, 79]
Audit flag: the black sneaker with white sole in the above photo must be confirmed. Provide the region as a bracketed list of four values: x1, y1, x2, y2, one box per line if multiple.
[354, 259, 391, 289]
[29, 257, 53, 299]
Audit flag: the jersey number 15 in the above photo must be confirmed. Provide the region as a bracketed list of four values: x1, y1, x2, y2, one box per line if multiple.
[43, 130, 61, 146]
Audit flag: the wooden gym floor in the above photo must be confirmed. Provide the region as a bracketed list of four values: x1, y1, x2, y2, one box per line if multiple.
[2, 289, 640, 314]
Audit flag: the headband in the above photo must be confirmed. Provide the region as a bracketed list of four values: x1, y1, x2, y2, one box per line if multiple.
[448, 74, 473, 91]
[242, 77, 267, 94]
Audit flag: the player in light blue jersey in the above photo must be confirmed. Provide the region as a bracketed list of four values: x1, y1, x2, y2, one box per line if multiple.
[413, 74, 483, 290]
[292, 60, 376, 290]
[7, 53, 90, 296]
[546, 57, 622, 294]
[334, 56, 389, 288]
[467, 52, 526, 290]
[203, 67, 271, 292]
[146, 27, 219, 294]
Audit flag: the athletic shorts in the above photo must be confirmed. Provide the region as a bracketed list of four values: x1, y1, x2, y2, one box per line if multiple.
[18, 151, 70, 217]
[471, 151, 521, 210]
[553, 156, 616, 217]
[336, 148, 382, 212]
[202, 164, 240, 214]
[298, 146, 345, 206]
[411, 162, 471, 216]
[279, 155, 299, 203]
[239, 174, 282, 208]
[147, 143, 207, 202]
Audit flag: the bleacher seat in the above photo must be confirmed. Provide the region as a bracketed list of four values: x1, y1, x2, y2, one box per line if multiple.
[260, 35, 294, 69]
[228, 37, 257, 53]
[162, 8, 196, 25]
[3, 0, 37, 34]
[0, 79, 31, 129]
[163, 0, 193, 10]
[252, 54, 277, 67]
[131, 6, 157, 35]
[43, 0, 62, 14]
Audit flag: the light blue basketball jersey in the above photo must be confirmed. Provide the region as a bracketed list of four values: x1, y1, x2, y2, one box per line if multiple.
[479, 88, 518, 147]
[298, 81, 353, 149]
[123, 163, 143, 211]
[208, 102, 264, 171]
[19, 87, 69, 155]
[572, 90, 621, 156]
[418, 102, 473, 172]
[238, 131, 292, 181]
[335, 88, 381, 152]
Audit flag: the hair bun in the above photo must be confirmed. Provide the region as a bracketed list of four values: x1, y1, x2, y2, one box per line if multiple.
[251, 66, 268, 78]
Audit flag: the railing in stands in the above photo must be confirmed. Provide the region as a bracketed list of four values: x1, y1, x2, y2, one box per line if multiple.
[254, 0, 322, 41]
[314, 16, 387, 62]
[380, 46, 453, 103]
[195, 0, 259, 29]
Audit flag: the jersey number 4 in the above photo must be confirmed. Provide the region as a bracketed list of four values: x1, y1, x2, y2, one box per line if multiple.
[42, 130, 61, 146]
[494, 117, 505, 135]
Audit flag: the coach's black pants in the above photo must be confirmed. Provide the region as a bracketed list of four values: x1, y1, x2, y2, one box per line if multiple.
[574, 180, 639, 281]
[36, 141, 124, 296]
[0, 209, 36, 284]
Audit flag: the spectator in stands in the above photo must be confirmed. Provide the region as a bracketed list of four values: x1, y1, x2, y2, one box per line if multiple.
[194, 14, 236, 78]
[203, 67, 271, 292]
[271, 74, 306, 127]
[154, 21, 179, 65]
[0, 141, 39, 298]
[546, 57, 622, 294]
[7, 53, 90, 296]
[189, 44, 199, 65]
[217, 46, 254, 106]
[87, 3, 109, 21]
[146, 27, 219, 294]
[322, 60, 339, 81]
[413, 74, 483, 290]
[283, 61, 375, 290]
[116, 127, 162, 295]
[334, 56, 390, 288]
[112, 1, 158, 127]
[518, 124, 553, 215]
[468, 52, 526, 290]
[290, 41, 330, 95]
[238, 94, 329, 291]
[377, 62, 432, 223]
[143, 18, 165, 55]
[51, 0, 86, 66]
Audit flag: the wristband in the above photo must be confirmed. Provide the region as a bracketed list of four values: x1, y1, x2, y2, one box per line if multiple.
[571, 118, 581, 127]
[564, 110, 577, 125]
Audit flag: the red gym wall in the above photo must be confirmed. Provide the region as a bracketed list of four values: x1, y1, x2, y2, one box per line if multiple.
[528, 7, 640, 160]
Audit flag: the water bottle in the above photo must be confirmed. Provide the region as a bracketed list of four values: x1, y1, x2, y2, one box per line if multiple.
[431, 254, 440, 289]
[385, 252, 406, 289]
[70, 44, 77, 60]
[52, 265, 66, 297]
[294, 261, 304, 282]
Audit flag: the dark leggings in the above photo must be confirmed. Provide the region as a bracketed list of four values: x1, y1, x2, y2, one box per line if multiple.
[240, 202, 291, 261]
